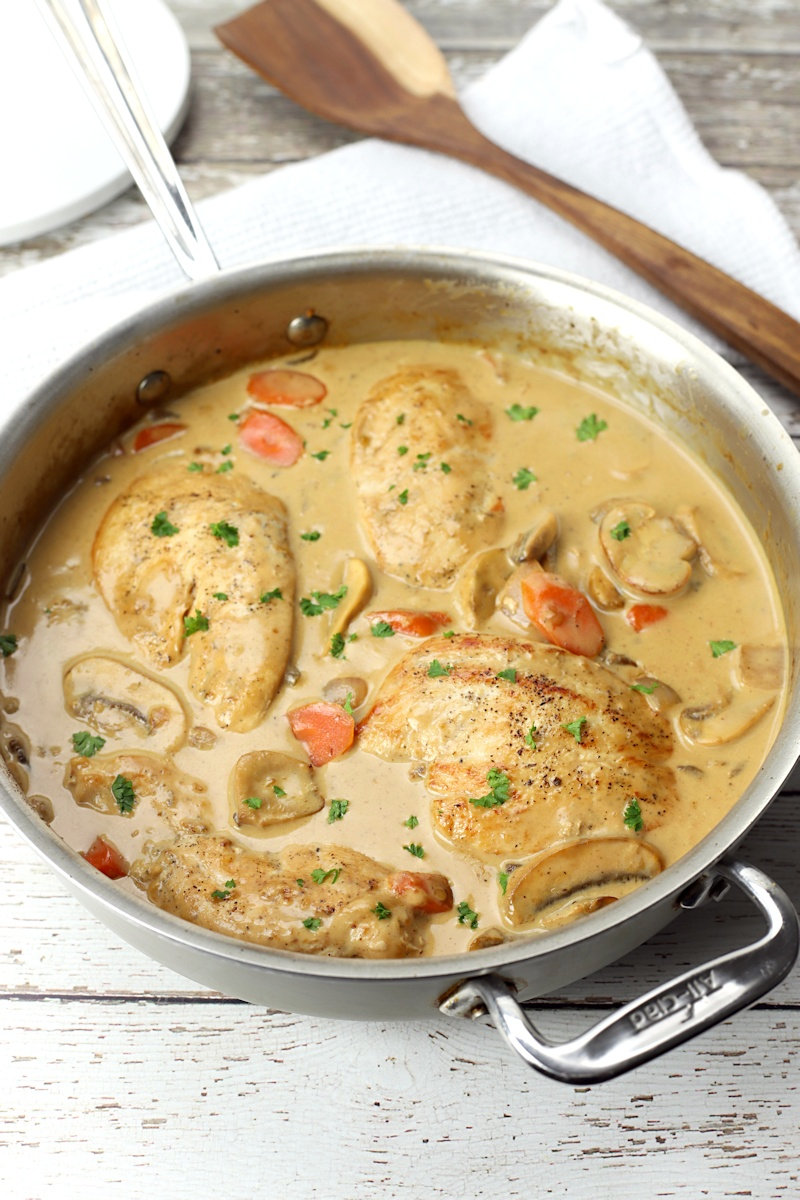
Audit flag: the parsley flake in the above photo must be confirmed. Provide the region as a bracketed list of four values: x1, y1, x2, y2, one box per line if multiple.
[71, 731, 106, 757]
[111, 774, 136, 814]
[330, 632, 346, 658]
[413, 452, 432, 472]
[221, 443, 232, 456]
[470, 767, 511, 808]
[150, 510, 178, 538]
[216, 460, 234, 473]
[211, 879, 237, 901]
[397, 445, 409, 456]
[440, 462, 452, 474]
[311, 867, 341, 885]
[260, 588, 283, 603]
[512, 467, 537, 490]
[456, 413, 473, 426]
[427, 659, 452, 678]
[576, 413, 608, 441]
[456, 900, 479, 930]
[403, 815, 419, 830]
[710, 639, 737, 658]
[524, 723, 538, 748]
[497, 668, 516, 682]
[311, 450, 330, 461]
[442, 629, 456, 638]
[610, 520, 631, 541]
[228, 412, 239, 422]
[373, 901, 392, 920]
[212, 592, 228, 601]
[498, 871, 509, 895]
[623, 798, 644, 832]
[0, 633, 18, 657]
[187, 461, 204, 473]
[300, 530, 322, 542]
[327, 798, 349, 823]
[183, 610, 209, 637]
[403, 843, 425, 859]
[243, 796, 263, 810]
[505, 403, 539, 422]
[321, 408, 338, 429]
[370, 621, 395, 638]
[209, 520, 239, 548]
[398, 489, 409, 506]
[630, 681, 658, 695]
[302, 917, 322, 931]
[396, 413, 405, 426]
[342, 693, 355, 716]
[299, 586, 348, 617]
[272, 784, 287, 799]
[563, 716, 587, 742]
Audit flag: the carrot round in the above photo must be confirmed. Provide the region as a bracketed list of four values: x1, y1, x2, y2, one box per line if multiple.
[132, 422, 186, 452]
[520, 568, 604, 657]
[626, 603, 669, 632]
[287, 700, 355, 766]
[82, 835, 129, 880]
[367, 609, 451, 638]
[238, 410, 304, 466]
[246, 368, 327, 408]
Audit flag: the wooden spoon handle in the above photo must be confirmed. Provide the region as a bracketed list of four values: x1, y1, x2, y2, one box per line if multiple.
[412, 95, 800, 394]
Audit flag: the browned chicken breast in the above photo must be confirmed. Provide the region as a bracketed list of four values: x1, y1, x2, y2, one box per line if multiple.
[64, 750, 212, 834]
[92, 464, 295, 731]
[132, 835, 453, 958]
[350, 367, 501, 587]
[358, 633, 677, 859]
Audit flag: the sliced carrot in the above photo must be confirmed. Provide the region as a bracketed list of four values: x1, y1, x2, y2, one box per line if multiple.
[520, 567, 604, 657]
[82, 835, 128, 880]
[626, 604, 669, 632]
[367, 609, 452, 638]
[385, 871, 454, 914]
[238, 410, 304, 466]
[246, 368, 327, 408]
[287, 700, 355, 766]
[132, 422, 186, 452]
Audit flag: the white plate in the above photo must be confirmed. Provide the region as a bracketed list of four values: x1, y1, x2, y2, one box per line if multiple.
[0, 0, 190, 245]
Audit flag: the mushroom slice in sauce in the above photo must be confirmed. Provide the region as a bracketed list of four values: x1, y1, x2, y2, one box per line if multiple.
[64, 750, 211, 833]
[501, 838, 663, 927]
[508, 509, 559, 565]
[599, 501, 696, 595]
[328, 558, 373, 639]
[673, 505, 745, 579]
[455, 547, 511, 626]
[131, 835, 447, 958]
[63, 653, 190, 754]
[230, 751, 324, 829]
[679, 691, 776, 746]
[0, 715, 30, 791]
[586, 565, 624, 611]
[468, 927, 510, 951]
[735, 645, 785, 691]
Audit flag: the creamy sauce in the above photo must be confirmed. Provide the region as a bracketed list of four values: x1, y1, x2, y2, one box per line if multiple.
[0, 340, 787, 956]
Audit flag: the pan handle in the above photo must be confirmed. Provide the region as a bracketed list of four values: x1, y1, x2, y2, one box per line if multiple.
[37, 0, 220, 282]
[439, 858, 799, 1084]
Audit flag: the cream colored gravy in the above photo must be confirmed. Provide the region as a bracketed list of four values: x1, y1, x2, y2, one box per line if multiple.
[0, 340, 787, 956]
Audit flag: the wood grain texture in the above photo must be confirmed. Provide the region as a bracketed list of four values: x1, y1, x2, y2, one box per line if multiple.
[2, 0, 800, 1191]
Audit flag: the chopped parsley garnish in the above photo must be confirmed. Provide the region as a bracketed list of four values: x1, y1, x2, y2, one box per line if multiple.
[311, 450, 330, 461]
[440, 462, 452, 474]
[71, 731, 106, 757]
[342, 693, 355, 716]
[470, 767, 511, 808]
[373, 901, 392, 920]
[397, 445, 409, 456]
[403, 843, 425, 859]
[0, 633, 18, 657]
[228, 412, 239, 421]
[150, 510, 178, 537]
[272, 784, 287, 799]
[498, 871, 509, 895]
[211, 879, 237, 901]
[243, 796, 263, 810]
[260, 588, 283, 603]
[216, 460, 234, 473]
[330, 632, 346, 658]
[299, 586, 348, 617]
[187, 461, 203, 472]
[221, 444, 232, 456]
[209, 520, 239, 548]
[396, 413, 405, 426]
[300, 530, 321, 541]
[524, 722, 537, 748]
[631, 681, 658, 695]
[505, 403, 539, 422]
[302, 917, 322, 931]
[183, 610, 209, 636]
[610, 520, 631, 541]
[296, 878, 305, 887]
[456, 900, 479, 930]
[497, 668, 516, 682]
[212, 592, 228, 601]
[413, 452, 432, 472]
[442, 629, 456, 638]
[111, 774, 136, 814]
[371, 621, 395, 638]
[563, 716, 587, 742]
[311, 867, 341, 885]
[456, 413, 473, 426]
[710, 639, 737, 658]
[623, 798, 644, 832]
[427, 659, 452, 678]
[398, 489, 409, 505]
[321, 408, 338, 429]
[327, 798, 349, 823]
[512, 467, 537, 490]
[576, 413, 608, 441]
[403, 815, 419, 830]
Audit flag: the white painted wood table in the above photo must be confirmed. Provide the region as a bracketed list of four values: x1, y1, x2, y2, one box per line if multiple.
[2, 2, 800, 1195]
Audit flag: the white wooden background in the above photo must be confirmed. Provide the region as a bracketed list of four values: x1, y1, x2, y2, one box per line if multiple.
[2, 2, 800, 1195]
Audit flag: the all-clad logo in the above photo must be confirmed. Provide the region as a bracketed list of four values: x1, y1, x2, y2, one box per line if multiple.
[628, 970, 721, 1032]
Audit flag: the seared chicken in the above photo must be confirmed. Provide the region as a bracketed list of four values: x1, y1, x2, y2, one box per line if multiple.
[132, 835, 453, 958]
[92, 463, 295, 731]
[64, 750, 212, 834]
[351, 367, 501, 587]
[358, 633, 677, 859]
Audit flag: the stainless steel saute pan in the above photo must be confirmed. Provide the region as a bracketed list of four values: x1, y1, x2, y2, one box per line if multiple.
[2, 0, 797, 1084]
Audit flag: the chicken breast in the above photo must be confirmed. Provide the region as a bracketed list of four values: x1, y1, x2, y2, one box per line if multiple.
[358, 633, 678, 859]
[350, 367, 501, 587]
[132, 835, 452, 958]
[92, 463, 295, 731]
[64, 750, 211, 834]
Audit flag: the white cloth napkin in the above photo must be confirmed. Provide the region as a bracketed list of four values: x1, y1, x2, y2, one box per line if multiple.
[3, 0, 800, 417]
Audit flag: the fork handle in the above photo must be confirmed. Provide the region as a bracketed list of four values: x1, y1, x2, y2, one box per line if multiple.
[410, 94, 800, 396]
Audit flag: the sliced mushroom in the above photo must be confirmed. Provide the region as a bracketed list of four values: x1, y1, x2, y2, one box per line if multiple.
[735, 644, 784, 691]
[630, 675, 681, 714]
[230, 750, 324, 829]
[587, 565, 624, 611]
[599, 502, 696, 595]
[63, 653, 190, 754]
[679, 691, 776, 746]
[455, 547, 511, 626]
[26, 794, 54, 823]
[673, 505, 745, 579]
[322, 676, 368, 709]
[329, 558, 373, 638]
[539, 895, 617, 930]
[468, 927, 510, 951]
[0, 716, 30, 791]
[187, 726, 217, 750]
[64, 750, 211, 833]
[501, 838, 663, 927]
[508, 510, 559, 565]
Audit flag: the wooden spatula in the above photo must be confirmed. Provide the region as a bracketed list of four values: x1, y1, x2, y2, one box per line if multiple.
[215, 0, 800, 397]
